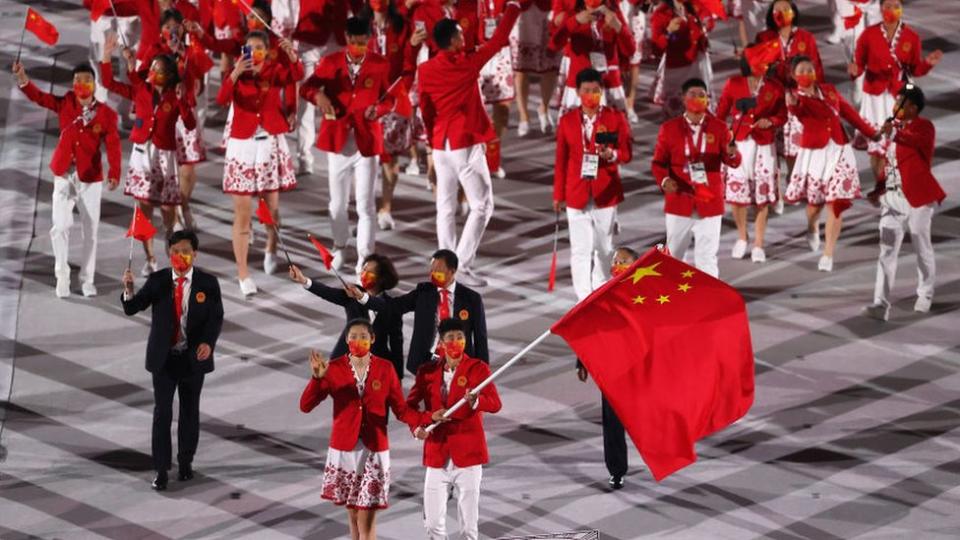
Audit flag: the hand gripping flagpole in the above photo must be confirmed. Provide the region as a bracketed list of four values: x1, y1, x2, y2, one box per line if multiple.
[105, 0, 130, 49]
[424, 329, 553, 434]
[236, 0, 281, 38]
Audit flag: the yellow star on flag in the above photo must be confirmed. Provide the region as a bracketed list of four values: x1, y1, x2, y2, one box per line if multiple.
[632, 295, 646, 305]
[656, 295, 670, 305]
[677, 283, 692, 293]
[626, 262, 662, 284]
[681, 269, 695, 278]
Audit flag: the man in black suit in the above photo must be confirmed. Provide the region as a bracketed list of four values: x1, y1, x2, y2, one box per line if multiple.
[121, 230, 224, 491]
[350, 249, 488, 375]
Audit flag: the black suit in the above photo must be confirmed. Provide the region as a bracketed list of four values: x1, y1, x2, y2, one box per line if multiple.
[578, 359, 627, 478]
[305, 280, 405, 379]
[122, 268, 224, 474]
[367, 281, 488, 375]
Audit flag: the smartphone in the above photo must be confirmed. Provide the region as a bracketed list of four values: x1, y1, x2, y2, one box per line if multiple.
[415, 20, 426, 33]
[241, 45, 252, 60]
[595, 131, 618, 146]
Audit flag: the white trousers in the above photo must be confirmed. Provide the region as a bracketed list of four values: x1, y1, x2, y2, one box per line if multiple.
[434, 142, 494, 271]
[51, 174, 103, 286]
[873, 201, 936, 308]
[665, 213, 722, 278]
[296, 41, 339, 166]
[90, 16, 139, 103]
[567, 203, 616, 301]
[423, 462, 483, 540]
[327, 147, 378, 261]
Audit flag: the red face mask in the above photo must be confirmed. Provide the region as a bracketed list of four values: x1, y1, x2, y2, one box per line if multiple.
[611, 263, 630, 276]
[171, 253, 192, 273]
[370, 0, 388, 13]
[251, 48, 267, 65]
[773, 10, 794, 28]
[347, 43, 368, 59]
[795, 73, 816, 89]
[430, 271, 448, 288]
[585, 0, 603, 8]
[147, 70, 168, 87]
[685, 95, 709, 114]
[73, 81, 95, 99]
[444, 338, 466, 359]
[580, 91, 602, 109]
[360, 271, 378, 290]
[348, 338, 372, 357]
[882, 6, 902, 24]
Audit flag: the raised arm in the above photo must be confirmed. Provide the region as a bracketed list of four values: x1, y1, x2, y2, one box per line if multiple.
[469, 1, 523, 72]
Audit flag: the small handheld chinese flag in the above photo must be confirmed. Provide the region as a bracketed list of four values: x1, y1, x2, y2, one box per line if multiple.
[126, 206, 157, 241]
[255, 198, 276, 226]
[25, 8, 59, 46]
[693, 0, 727, 21]
[89, 0, 110, 21]
[743, 40, 781, 76]
[308, 234, 334, 270]
[843, 6, 863, 29]
[389, 80, 413, 118]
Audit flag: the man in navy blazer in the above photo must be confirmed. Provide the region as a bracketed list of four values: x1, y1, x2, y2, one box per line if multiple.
[121, 230, 224, 491]
[353, 249, 488, 375]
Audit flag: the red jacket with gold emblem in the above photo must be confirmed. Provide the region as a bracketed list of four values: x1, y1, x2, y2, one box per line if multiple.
[756, 27, 823, 86]
[885, 117, 945, 208]
[649, 2, 712, 69]
[300, 51, 393, 157]
[652, 114, 741, 218]
[217, 58, 305, 139]
[550, 0, 635, 88]
[554, 106, 632, 210]
[20, 83, 122, 183]
[715, 76, 787, 145]
[300, 355, 425, 452]
[100, 62, 195, 150]
[412, 0, 481, 56]
[854, 23, 933, 97]
[406, 354, 501, 468]
[787, 83, 877, 149]
[417, 2, 521, 150]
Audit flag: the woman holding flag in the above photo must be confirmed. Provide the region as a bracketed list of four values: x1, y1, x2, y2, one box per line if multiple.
[216, 28, 302, 296]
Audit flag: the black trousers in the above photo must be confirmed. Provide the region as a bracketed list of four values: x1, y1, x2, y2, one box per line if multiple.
[601, 397, 628, 478]
[151, 351, 205, 473]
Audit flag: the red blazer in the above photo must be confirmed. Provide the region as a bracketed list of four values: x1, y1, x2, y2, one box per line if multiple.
[406, 355, 502, 468]
[550, 0, 634, 88]
[756, 28, 823, 87]
[554, 107, 632, 210]
[134, 39, 212, 108]
[300, 51, 393, 156]
[715, 76, 786, 145]
[293, 0, 358, 47]
[20, 83, 122, 183]
[649, 2, 711, 69]
[417, 2, 521, 150]
[217, 59, 305, 139]
[885, 118, 945, 208]
[854, 23, 933, 96]
[99, 62, 195, 150]
[788, 83, 877, 149]
[300, 355, 424, 452]
[369, 17, 414, 84]
[652, 114, 741, 218]
[412, 0, 481, 56]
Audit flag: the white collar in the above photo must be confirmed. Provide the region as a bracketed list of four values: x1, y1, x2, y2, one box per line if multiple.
[172, 267, 195, 282]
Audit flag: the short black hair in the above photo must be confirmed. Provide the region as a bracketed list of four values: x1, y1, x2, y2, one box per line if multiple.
[362, 253, 399, 291]
[161, 8, 183, 26]
[898, 83, 925, 112]
[438, 318, 466, 337]
[168, 229, 199, 250]
[345, 318, 376, 338]
[431, 249, 459, 271]
[682, 78, 707, 93]
[73, 63, 96, 82]
[614, 246, 641, 261]
[765, 0, 800, 31]
[789, 54, 813, 72]
[434, 18, 460, 49]
[575, 68, 603, 88]
[346, 16, 371, 36]
[245, 29, 270, 48]
[252, 0, 272, 25]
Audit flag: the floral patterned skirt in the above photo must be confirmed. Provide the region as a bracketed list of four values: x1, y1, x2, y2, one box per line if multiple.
[175, 116, 207, 165]
[785, 140, 861, 207]
[321, 442, 391, 510]
[222, 131, 297, 195]
[124, 142, 181, 205]
[509, 5, 561, 73]
[723, 139, 779, 206]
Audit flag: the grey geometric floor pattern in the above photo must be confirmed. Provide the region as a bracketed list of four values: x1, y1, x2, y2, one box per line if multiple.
[1, 1, 959, 539]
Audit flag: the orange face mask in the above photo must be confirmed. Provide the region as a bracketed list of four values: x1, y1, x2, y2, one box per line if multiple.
[580, 90, 602, 109]
[611, 263, 630, 276]
[795, 73, 816, 88]
[147, 70, 168, 86]
[347, 43, 368, 59]
[73, 81, 95, 99]
[685, 95, 709, 113]
[444, 338, 466, 359]
[430, 271, 447, 288]
[360, 271, 377, 290]
[251, 48, 267, 65]
[773, 9, 794, 28]
[348, 338, 371, 357]
[882, 6, 902, 24]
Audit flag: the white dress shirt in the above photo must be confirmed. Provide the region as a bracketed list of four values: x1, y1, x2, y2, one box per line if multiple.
[172, 268, 193, 352]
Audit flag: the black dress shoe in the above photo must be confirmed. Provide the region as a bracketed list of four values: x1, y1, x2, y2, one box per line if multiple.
[608, 475, 625, 490]
[152, 472, 168, 491]
[178, 465, 194, 482]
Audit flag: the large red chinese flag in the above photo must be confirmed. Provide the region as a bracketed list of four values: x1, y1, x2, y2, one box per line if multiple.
[308, 234, 334, 270]
[125, 206, 157, 241]
[25, 8, 59, 46]
[551, 248, 755, 481]
[744, 39, 781, 76]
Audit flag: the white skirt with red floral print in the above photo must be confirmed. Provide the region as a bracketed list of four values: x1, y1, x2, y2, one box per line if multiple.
[321, 442, 391, 510]
[781, 112, 804, 158]
[222, 132, 297, 195]
[860, 91, 896, 157]
[175, 116, 206, 165]
[785, 140, 861, 206]
[381, 111, 412, 157]
[124, 142, 181, 205]
[724, 139, 779, 206]
[481, 46, 516, 105]
[509, 5, 561, 73]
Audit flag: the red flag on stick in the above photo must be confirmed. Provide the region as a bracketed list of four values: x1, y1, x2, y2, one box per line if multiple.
[551, 248, 755, 481]
[25, 8, 59, 46]
[843, 6, 863, 29]
[693, 0, 727, 21]
[126, 206, 157, 241]
[547, 211, 560, 292]
[389, 80, 413, 118]
[89, 0, 110, 21]
[308, 234, 334, 270]
[743, 39, 781, 76]
[255, 198, 276, 226]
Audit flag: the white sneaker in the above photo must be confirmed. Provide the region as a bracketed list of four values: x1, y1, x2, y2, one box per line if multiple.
[817, 255, 833, 272]
[807, 229, 821, 252]
[864, 303, 889, 321]
[731, 239, 748, 259]
[538, 110, 554, 134]
[81, 282, 98, 297]
[263, 251, 278, 275]
[141, 259, 158, 277]
[331, 248, 345, 271]
[914, 296, 932, 313]
[826, 30, 842, 45]
[494, 167, 506, 179]
[377, 210, 396, 231]
[404, 161, 421, 176]
[55, 278, 71, 298]
[751, 247, 766, 263]
[238, 276, 258, 296]
[517, 121, 531, 137]
[457, 268, 487, 288]
[459, 201, 470, 217]
[774, 198, 785, 215]
[297, 159, 314, 175]
[627, 109, 640, 125]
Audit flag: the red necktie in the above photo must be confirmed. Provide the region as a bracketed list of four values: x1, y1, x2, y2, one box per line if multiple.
[438, 289, 450, 321]
[172, 276, 186, 346]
